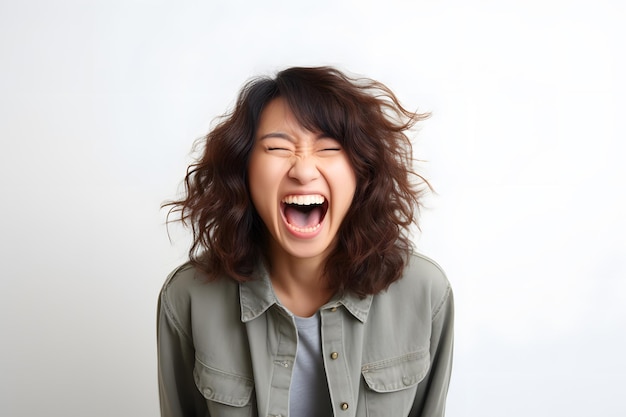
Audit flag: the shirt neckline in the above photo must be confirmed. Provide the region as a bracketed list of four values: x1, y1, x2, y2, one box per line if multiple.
[238, 264, 373, 323]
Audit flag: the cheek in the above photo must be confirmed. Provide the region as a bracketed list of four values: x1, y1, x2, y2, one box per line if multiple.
[325, 159, 357, 216]
[331, 159, 357, 193]
[247, 158, 265, 207]
[248, 156, 281, 208]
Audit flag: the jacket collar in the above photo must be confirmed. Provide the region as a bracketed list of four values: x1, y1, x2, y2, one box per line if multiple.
[239, 264, 373, 324]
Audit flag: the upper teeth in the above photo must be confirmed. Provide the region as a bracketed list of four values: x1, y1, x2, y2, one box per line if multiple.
[282, 195, 325, 205]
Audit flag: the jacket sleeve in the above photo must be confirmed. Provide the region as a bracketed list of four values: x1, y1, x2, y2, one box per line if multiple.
[157, 285, 208, 417]
[410, 285, 454, 416]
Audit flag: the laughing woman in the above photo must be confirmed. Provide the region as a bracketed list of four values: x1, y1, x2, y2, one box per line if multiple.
[158, 67, 454, 417]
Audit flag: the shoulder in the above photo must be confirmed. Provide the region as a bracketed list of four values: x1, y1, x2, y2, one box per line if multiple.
[404, 252, 450, 295]
[378, 252, 452, 318]
[160, 262, 198, 301]
[159, 263, 240, 330]
[161, 262, 239, 300]
[363, 253, 452, 358]
[158, 263, 253, 374]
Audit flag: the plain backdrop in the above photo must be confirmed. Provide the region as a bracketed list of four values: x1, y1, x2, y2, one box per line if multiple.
[1, 0, 625, 416]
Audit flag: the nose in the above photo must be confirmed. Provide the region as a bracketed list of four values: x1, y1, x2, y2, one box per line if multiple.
[288, 155, 320, 184]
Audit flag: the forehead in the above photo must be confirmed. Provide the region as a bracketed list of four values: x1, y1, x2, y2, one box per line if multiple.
[256, 97, 313, 138]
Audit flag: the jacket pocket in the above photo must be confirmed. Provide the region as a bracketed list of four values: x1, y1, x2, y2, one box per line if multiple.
[193, 358, 255, 415]
[360, 349, 430, 416]
[361, 349, 430, 392]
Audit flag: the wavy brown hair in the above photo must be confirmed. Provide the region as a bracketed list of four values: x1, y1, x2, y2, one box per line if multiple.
[164, 66, 431, 297]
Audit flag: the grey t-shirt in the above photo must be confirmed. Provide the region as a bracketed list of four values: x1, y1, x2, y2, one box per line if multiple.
[290, 312, 333, 417]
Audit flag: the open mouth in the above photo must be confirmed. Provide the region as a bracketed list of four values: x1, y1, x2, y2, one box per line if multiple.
[281, 194, 328, 234]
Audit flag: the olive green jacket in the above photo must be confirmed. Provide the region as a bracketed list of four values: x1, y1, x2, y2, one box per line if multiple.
[157, 253, 454, 417]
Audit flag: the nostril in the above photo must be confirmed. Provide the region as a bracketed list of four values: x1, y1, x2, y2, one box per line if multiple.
[288, 157, 320, 182]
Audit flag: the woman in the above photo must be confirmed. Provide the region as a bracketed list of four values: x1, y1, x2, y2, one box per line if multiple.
[158, 66, 453, 417]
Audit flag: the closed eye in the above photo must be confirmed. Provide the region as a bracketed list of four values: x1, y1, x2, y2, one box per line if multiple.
[316, 136, 342, 153]
[317, 147, 342, 154]
[266, 146, 294, 156]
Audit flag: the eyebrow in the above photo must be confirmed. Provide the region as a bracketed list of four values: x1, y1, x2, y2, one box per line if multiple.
[257, 132, 296, 142]
[257, 132, 331, 142]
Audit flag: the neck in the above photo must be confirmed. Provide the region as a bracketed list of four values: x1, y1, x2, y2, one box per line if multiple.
[266, 246, 333, 317]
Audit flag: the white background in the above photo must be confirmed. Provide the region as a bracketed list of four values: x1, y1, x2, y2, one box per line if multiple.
[1, 0, 624, 416]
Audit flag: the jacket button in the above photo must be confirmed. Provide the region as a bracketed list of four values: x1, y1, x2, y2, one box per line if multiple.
[402, 376, 412, 386]
[340, 402, 349, 410]
[330, 306, 337, 312]
[330, 352, 339, 360]
[203, 387, 213, 397]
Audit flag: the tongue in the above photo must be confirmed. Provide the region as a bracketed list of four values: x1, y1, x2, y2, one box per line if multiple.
[284, 205, 323, 228]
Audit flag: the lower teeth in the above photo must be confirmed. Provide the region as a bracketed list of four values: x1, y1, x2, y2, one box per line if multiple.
[287, 223, 321, 233]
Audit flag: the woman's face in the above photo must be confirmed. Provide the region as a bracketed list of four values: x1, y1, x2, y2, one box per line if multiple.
[248, 97, 357, 263]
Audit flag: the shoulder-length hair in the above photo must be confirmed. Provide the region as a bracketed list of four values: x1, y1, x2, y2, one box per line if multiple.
[165, 66, 431, 297]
